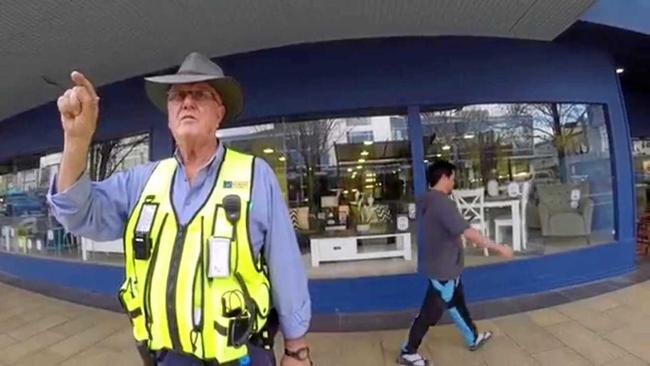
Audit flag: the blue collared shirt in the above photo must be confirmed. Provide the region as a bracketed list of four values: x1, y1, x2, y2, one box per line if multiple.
[47, 143, 311, 339]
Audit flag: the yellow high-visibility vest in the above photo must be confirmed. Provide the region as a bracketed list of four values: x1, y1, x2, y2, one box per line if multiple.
[118, 148, 271, 363]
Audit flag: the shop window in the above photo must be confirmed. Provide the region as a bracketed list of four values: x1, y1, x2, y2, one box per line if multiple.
[421, 103, 614, 266]
[218, 114, 416, 278]
[0, 133, 150, 265]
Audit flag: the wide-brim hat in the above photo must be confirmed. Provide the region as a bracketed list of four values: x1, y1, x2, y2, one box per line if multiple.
[145, 52, 243, 123]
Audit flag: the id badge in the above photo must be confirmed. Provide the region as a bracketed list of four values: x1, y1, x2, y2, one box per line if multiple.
[136, 204, 157, 234]
[208, 237, 231, 279]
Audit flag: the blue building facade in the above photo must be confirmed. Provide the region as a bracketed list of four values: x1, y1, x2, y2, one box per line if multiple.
[0, 20, 648, 323]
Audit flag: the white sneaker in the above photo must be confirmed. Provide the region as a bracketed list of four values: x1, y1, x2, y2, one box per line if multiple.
[468, 331, 493, 351]
[397, 352, 430, 366]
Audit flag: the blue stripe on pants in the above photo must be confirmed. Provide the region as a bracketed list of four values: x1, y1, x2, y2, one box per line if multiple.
[431, 278, 476, 346]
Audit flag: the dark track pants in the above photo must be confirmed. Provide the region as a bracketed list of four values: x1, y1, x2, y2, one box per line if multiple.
[404, 277, 478, 353]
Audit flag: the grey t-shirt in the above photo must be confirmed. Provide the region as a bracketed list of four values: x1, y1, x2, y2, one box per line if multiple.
[419, 189, 470, 280]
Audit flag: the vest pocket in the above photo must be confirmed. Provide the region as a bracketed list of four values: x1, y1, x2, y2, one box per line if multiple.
[118, 284, 148, 341]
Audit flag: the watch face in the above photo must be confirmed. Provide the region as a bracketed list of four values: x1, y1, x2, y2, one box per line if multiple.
[297, 347, 310, 359]
[287, 347, 310, 360]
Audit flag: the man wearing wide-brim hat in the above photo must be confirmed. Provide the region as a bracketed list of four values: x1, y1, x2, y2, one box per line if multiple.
[49, 52, 312, 366]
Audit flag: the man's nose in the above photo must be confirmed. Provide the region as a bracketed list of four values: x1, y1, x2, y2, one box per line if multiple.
[181, 95, 197, 109]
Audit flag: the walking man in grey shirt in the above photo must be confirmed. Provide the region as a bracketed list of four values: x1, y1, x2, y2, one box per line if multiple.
[398, 160, 513, 366]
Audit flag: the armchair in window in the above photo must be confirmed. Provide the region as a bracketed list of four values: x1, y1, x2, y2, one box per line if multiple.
[537, 182, 593, 241]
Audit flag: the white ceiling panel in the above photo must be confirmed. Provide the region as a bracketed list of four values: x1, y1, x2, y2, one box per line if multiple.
[0, 0, 594, 121]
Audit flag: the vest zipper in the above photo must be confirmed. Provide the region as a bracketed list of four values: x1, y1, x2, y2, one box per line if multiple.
[143, 213, 168, 340]
[189, 217, 205, 353]
[167, 225, 187, 351]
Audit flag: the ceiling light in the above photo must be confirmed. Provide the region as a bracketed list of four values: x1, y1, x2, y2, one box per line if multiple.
[278, 156, 286, 162]
[347, 168, 353, 172]
[616, 68, 624, 74]
[356, 165, 362, 169]
[464, 133, 475, 139]
[361, 151, 369, 156]
[358, 158, 366, 163]
[363, 141, 373, 146]
[442, 145, 451, 151]
[263, 148, 274, 154]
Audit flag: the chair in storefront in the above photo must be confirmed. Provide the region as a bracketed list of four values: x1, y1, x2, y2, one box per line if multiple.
[537, 182, 593, 243]
[45, 226, 70, 255]
[493, 180, 532, 252]
[452, 188, 489, 256]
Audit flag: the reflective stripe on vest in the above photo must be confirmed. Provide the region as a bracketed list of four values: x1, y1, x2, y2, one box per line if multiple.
[119, 148, 271, 363]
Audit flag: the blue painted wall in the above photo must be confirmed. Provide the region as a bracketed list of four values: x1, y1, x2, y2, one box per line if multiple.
[0, 37, 637, 313]
[625, 86, 650, 138]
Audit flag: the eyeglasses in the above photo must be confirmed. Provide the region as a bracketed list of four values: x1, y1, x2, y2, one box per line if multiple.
[167, 89, 221, 104]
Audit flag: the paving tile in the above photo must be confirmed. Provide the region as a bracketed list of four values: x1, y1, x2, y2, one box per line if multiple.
[547, 321, 626, 365]
[7, 314, 69, 340]
[48, 314, 100, 337]
[603, 324, 650, 363]
[602, 354, 650, 366]
[478, 334, 540, 366]
[494, 314, 563, 354]
[0, 334, 17, 349]
[611, 286, 650, 313]
[531, 347, 591, 366]
[422, 336, 486, 366]
[579, 295, 620, 312]
[307, 331, 384, 366]
[5, 275, 650, 366]
[58, 347, 120, 366]
[47, 319, 126, 358]
[111, 348, 145, 366]
[11, 348, 66, 366]
[95, 327, 136, 352]
[604, 304, 650, 329]
[0, 331, 65, 365]
[527, 308, 571, 327]
[556, 301, 623, 334]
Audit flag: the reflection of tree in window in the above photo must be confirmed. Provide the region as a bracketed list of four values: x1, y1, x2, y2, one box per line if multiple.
[88, 133, 150, 181]
[505, 103, 593, 182]
[284, 119, 351, 211]
[420, 104, 602, 187]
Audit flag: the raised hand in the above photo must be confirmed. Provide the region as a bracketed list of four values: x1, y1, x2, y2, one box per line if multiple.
[56, 71, 100, 143]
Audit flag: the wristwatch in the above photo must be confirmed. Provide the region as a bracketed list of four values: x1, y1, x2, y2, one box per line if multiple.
[284, 346, 313, 364]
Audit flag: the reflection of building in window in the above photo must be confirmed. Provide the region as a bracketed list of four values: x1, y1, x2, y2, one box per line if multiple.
[347, 130, 374, 143]
[0, 155, 41, 194]
[390, 116, 408, 141]
[345, 117, 371, 126]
